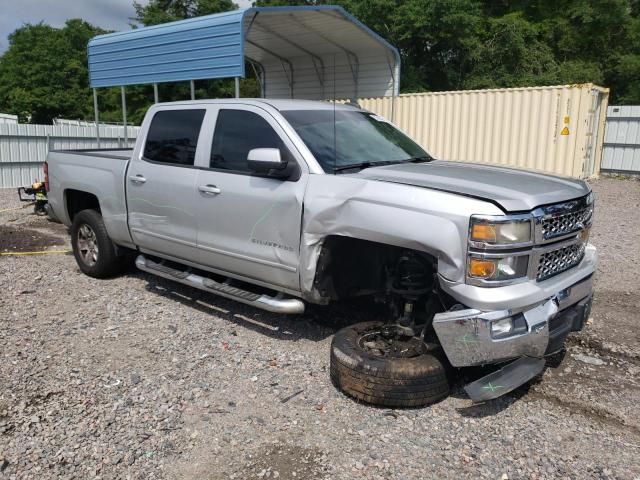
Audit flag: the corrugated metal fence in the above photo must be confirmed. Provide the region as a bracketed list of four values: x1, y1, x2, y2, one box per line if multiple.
[359, 84, 609, 178]
[0, 123, 139, 188]
[601, 105, 640, 174]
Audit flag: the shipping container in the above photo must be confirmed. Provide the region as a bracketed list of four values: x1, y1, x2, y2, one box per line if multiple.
[358, 84, 609, 178]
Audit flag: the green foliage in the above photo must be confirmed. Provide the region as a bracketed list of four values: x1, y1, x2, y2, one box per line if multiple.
[0, 20, 107, 123]
[464, 12, 559, 89]
[133, 0, 238, 26]
[0, 0, 638, 125]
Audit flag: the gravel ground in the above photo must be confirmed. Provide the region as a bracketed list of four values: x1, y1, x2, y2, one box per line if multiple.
[0, 178, 639, 480]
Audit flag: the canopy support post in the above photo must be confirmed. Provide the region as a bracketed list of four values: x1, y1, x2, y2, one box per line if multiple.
[235, 77, 240, 98]
[153, 83, 159, 103]
[392, 61, 401, 122]
[93, 88, 100, 149]
[244, 11, 259, 37]
[248, 60, 265, 98]
[245, 40, 293, 97]
[190, 80, 195, 100]
[346, 53, 360, 101]
[280, 62, 294, 98]
[391, 95, 396, 123]
[121, 86, 128, 145]
[386, 55, 399, 122]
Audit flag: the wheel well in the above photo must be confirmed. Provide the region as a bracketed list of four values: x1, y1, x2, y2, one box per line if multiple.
[313, 236, 437, 300]
[65, 190, 101, 221]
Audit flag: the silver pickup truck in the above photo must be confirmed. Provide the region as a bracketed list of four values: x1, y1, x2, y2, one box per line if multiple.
[46, 99, 596, 406]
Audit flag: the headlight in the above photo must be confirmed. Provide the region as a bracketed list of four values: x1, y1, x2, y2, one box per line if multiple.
[468, 254, 529, 284]
[470, 216, 532, 247]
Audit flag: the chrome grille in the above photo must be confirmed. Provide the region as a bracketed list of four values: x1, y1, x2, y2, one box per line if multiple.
[537, 242, 586, 281]
[541, 206, 592, 240]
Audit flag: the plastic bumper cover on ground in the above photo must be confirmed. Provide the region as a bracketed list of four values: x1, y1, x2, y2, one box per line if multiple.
[433, 274, 593, 368]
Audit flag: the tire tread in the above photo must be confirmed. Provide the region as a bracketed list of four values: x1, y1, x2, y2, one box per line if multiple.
[330, 321, 449, 407]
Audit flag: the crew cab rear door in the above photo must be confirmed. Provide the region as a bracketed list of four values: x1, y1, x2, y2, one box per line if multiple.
[193, 105, 308, 292]
[127, 106, 207, 260]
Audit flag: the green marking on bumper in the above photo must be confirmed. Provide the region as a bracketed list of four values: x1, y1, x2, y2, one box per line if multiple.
[482, 382, 503, 392]
[457, 333, 479, 346]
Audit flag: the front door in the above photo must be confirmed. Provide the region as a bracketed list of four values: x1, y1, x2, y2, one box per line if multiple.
[127, 107, 207, 261]
[194, 106, 307, 291]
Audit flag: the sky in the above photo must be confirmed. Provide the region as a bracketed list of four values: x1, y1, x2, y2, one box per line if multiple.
[0, 0, 252, 53]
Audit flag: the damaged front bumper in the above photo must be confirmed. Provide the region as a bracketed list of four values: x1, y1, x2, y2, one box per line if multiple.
[433, 273, 593, 401]
[433, 274, 593, 368]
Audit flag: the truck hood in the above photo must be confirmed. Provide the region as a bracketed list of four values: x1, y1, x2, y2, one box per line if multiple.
[356, 160, 590, 212]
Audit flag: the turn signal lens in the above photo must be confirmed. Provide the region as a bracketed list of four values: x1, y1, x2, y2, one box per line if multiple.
[468, 258, 496, 278]
[471, 224, 497, 242]
[467, 255, 530, 284]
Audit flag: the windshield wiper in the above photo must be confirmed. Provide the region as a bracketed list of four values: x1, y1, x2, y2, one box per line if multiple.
[408, 155, 435, 163]
[332, 161, 378, 173]
[332, 156, 434, 173]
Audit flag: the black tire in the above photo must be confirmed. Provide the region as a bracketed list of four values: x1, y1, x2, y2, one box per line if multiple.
[71, 209, 127, 278]
[330, 321, 450, 407]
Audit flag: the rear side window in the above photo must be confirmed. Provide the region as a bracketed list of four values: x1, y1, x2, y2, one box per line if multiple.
[210, 109, 290, 172]
[143, 109, 205, 166]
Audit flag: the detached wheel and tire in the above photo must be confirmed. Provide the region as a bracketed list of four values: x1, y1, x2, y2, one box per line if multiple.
[330, 321, 449, 407]
[71, 209, 129, 278]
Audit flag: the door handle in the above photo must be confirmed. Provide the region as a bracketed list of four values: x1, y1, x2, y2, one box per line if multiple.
[198, 184, 221, 195]
[129, 175, 147, 184]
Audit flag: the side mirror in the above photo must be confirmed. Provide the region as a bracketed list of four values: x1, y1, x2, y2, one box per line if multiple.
[247, 148, 287, 174]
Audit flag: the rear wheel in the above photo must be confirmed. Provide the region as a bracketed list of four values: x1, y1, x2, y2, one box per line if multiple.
[330, 321, 450, 407]
[71, 209, 128, 278]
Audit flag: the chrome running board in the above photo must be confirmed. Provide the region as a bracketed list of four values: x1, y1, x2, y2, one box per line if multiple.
[135, 255, 305, 315]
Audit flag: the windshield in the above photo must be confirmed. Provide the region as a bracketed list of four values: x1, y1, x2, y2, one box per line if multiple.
[280, 109, 430, 173]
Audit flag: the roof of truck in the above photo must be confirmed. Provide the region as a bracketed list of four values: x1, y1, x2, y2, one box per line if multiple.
[152, 98, 364, 111]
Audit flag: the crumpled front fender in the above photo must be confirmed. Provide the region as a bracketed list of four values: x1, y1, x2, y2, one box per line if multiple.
[299, 174, 503, 301]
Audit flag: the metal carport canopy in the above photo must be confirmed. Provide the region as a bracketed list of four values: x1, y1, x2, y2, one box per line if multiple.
[87, 5, 401, 100]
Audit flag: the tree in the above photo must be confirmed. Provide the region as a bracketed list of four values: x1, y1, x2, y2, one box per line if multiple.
[0, 20, 109, 123]
[464, 12, 560, 89]
[133, 0, 238, 26]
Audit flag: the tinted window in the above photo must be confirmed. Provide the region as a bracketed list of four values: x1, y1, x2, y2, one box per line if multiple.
[210, 109, 289, 172]
[280, 110, 429, 172]
[144, 109, 205, 166]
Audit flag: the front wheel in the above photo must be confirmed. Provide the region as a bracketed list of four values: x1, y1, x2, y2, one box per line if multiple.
[330, 321, 450, 407]
[71, 209, 127, 278]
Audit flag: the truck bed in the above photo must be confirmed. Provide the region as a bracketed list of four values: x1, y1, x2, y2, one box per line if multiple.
[46, 148, 134, 248]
